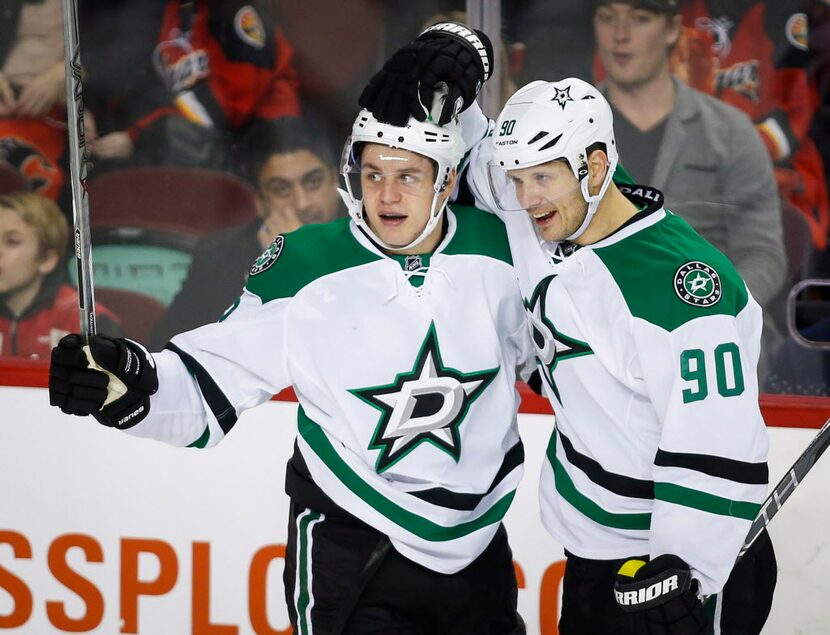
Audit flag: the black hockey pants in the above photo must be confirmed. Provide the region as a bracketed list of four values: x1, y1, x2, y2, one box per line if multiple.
[283, 501, 526, 635]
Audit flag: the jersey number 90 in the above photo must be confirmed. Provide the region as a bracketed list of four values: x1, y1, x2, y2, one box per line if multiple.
[680, 343, 744, 403]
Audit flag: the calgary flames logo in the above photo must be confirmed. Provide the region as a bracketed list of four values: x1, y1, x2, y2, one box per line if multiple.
[786, 13, 808, 52]
[235, 6, 265, 50]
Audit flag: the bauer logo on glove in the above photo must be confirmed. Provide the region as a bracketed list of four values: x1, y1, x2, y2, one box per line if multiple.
[49, 334, 159, 429]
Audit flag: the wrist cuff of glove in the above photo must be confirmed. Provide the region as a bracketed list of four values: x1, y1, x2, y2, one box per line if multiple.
[615, 558, 696, 612]
[418, 22, 492, 81]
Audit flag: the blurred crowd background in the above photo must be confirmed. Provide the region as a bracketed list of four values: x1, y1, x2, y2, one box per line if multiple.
[0, 0, 829, 398]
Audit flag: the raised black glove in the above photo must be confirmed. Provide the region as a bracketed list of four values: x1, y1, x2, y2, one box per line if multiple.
[49, 333, 158, 429]
[614, 555, 710, 635]
[358, 22, 493, 126]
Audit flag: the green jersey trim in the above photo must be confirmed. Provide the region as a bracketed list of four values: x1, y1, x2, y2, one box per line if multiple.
[547, 433, 652, 530]
[297, 407, 515, 541]
[654, 482, 761, 521]
[442, 206, 513, 266]
[187, 425, 210, 449]
[593, 214, 749, 332]
[246, 219, 383, 302]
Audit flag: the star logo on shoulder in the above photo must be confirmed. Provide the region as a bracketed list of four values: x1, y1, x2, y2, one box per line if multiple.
[350, 323, 498, 473]
[674, 261, 722, 307]
[552, 86, 573, 109]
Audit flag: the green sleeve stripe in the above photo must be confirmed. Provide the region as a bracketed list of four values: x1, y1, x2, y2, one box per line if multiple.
[298, 408, 514, 541]
[654, 482, 760, 520]
[187, 425, 211, 449]
[547, 433, 652, 530]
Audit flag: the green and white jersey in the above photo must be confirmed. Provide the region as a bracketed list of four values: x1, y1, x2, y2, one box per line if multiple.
[126, 207, 532, 574]
[461, 105, 769, 596]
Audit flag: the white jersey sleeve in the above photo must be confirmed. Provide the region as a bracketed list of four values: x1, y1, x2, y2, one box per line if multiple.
[632, 300, 768, 595]
[125, 289, 293, 448]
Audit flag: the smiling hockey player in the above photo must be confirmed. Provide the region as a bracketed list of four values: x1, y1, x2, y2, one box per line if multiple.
[360, 22, 776, 635]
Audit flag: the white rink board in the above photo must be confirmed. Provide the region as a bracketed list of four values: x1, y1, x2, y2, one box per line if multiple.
[0, 386, 828, 634]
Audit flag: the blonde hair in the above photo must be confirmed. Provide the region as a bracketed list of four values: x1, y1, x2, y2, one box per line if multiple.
[0, 192, 69, 260]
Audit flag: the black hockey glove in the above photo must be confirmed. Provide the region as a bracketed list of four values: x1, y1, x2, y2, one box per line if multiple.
[614, 555, 710, 635]
[49, 333, 158, 429]
[358, 22, 494, 126]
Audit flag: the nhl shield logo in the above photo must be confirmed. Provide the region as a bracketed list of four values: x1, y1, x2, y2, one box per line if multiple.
[250, 235, 284, 276]
[404, 255, 423, 272]
[674, 261, 721, 307]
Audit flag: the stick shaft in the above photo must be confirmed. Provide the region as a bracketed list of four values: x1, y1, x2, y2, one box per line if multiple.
[738, 416, 830, 559]
[61, 0, 96, 340]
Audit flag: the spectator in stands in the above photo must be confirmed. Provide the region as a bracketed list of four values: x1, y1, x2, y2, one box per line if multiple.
[675, 0, 829, 260]
[593, 0, 786, 375]
[0, 192, 120, 358]
[149, 116, 341, 348]
[89, 0, 301, 173]
[0, 0, 68, 202]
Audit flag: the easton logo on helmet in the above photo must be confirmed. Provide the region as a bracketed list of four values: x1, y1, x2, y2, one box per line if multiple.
[674, 261, 722, 307]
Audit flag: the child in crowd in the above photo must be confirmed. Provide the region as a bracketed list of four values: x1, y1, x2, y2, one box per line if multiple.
[0, 192, 120, 358]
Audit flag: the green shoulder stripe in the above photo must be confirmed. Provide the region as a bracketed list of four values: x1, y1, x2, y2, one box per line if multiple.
[594, 213, 748, 332]
[442, 206, 513, 266]
[246, 218, 382, 303]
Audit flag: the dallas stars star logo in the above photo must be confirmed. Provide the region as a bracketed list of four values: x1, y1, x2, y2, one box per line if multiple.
[552, 85, 573, 109]
[673, 261, 722, 307]
[525, 275, 593, 404]
[350, 323, 498, 473]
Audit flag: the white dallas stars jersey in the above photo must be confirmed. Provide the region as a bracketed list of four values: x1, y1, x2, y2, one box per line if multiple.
[125, 207, 532, 574]
[460, 105, 769, 595]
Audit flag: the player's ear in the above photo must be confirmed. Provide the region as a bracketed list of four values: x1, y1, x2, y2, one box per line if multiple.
[587, 149, 609, 196]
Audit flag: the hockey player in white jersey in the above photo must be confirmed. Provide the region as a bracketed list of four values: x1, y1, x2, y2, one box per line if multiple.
[48, 97, 532, 632]
[360, 23, 776, 635]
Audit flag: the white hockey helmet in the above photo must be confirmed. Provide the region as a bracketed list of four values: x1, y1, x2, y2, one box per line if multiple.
[339, 108, 465, 251]
[489, 77, 619, 241]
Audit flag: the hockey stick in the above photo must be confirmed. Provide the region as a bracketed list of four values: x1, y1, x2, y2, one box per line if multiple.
[738, 416, 830, 561]
[60, 0, 97, 340]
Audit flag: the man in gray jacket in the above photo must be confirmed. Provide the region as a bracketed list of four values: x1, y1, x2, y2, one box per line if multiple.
[593, 0, 786, 374]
